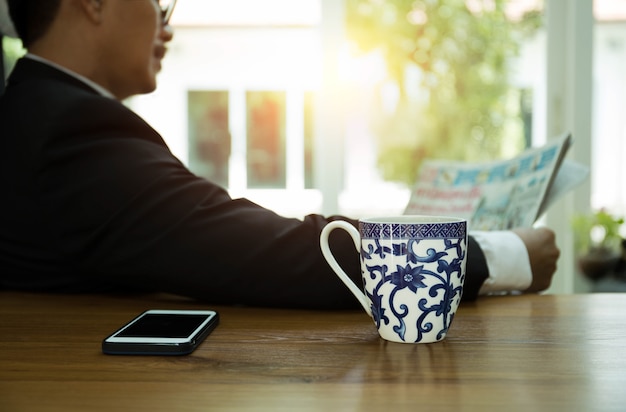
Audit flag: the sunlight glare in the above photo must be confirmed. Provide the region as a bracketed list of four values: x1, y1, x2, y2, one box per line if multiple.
[170, 0, 321, 26]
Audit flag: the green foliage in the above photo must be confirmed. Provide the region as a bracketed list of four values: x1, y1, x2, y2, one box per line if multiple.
[2, 36, 25, 78]
[572, 210, 624, 255]
[346, 0, 542, 185]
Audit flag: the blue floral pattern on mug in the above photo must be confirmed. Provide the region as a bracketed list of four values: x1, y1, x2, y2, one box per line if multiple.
[359, 220, 467, 343]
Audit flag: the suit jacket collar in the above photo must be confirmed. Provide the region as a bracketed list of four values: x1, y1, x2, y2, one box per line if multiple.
[7, 57, 107, 97]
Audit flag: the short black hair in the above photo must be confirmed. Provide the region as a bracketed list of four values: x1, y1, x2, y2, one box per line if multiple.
[7, 0, 62, 48]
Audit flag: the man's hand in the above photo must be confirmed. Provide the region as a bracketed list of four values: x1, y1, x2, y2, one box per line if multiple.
[512, 227, 561, 293]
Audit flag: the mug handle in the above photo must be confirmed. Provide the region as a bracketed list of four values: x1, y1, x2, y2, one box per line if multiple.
[320, 221, 372, 317]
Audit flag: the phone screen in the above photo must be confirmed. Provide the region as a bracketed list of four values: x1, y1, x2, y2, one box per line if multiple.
[117, 313, 209, 338]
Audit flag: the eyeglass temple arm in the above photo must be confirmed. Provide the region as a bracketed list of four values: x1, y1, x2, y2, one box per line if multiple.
[163, 0, 178, 24]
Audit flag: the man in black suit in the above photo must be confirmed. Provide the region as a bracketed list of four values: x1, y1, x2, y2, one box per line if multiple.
[0, 0, 559, 308]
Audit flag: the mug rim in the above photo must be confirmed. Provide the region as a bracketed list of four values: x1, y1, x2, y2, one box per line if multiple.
[359, 215, 466, 224]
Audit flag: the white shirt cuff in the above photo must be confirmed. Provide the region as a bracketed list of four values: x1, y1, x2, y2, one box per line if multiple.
[470, 230, 533, 295]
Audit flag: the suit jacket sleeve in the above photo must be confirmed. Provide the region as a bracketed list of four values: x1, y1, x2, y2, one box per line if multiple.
[463, 237, 490, 301]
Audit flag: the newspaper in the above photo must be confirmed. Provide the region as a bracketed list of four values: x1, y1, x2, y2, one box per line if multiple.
[404, 132, 589, 230]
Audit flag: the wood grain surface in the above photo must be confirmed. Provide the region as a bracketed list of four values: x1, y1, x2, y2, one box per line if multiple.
[1, 291, 625, 411]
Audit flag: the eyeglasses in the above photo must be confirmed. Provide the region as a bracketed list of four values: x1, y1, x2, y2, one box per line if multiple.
[158, 0, 178, 24]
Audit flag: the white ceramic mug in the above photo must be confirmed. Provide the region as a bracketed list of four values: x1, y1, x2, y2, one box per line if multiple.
[320, 216, 467, 343]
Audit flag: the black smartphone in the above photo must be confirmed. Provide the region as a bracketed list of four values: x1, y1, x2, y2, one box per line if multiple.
[102, 309, 219, 356]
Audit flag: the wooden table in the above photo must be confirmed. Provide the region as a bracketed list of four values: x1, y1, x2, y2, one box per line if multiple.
[1, 291, 625, 412]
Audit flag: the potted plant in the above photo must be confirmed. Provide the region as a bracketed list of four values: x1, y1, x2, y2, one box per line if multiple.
[572, 209, 624, 281]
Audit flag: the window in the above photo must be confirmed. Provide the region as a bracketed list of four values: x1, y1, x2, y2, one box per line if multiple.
[303, 91, 316, 189]
[187, 91, 231, 188]
[246, 91, 286, 188]
[185, 89, 315, 195]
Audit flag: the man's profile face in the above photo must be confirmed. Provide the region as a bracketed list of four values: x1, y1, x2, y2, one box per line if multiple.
[97, 0, 172, 100]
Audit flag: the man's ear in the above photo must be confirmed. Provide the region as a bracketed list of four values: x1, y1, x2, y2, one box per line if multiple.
[77, 0, 104, 24]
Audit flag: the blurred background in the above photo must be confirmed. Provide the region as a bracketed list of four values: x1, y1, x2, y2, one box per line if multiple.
[3, 0, 626, 294]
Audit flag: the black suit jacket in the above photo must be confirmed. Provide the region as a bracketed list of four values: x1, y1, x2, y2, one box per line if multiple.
[0, 58, 489, 308]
